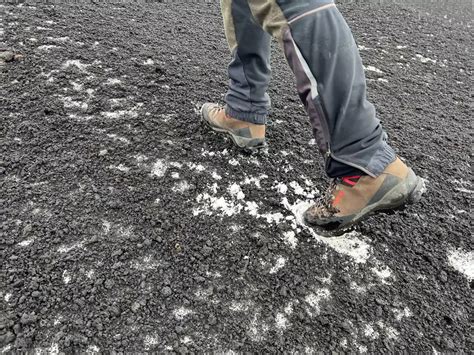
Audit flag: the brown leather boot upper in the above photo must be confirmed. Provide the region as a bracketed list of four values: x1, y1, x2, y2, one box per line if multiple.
[304, 157, 419, 231]
[204, 104, 265, 139]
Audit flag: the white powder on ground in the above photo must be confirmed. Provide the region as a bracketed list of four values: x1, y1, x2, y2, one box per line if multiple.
[275, 313, 289, 330]
[62, 60, 89, 71]
[172, 181, 190, 193]
[305, 289, 330, 314]
[415, 54, 437, 64]
[282, 198, 372, 263]
[393, 307, 412, 321]
[364, 65, 384, 74]
[62, 270, 71, 284]
[448, 249, 474, 280]
[275, 182, 288, 195]
[228, 183, 245, 200]
[283, 230, 298, 249]
[228, 158, 239, 166]
[269, 256, 286, 274]
[212, 171, 222, 180]
[173, 307, 193, 320]
[150, 159, 168, 177]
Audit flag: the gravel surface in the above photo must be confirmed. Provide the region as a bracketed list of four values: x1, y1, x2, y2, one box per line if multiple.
[1, 0, 472, 352]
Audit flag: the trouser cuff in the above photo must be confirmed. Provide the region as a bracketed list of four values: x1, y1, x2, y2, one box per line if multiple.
[365, 144, 397, 177]
[225, 105, 267, 125]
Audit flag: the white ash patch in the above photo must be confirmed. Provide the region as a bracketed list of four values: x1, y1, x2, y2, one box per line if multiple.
[70, 81, 83, 91]
[371, 264, 394, 283]
[396, 45, 408, 49]
[377, 78, 389, 83]
[275, 182, 288, 194]
[187, 162, 206, 172]
[143, 58, 154, 65]
[85, 345, 100, 353]
[242, 174, 268, 188]
[159, 113, 178, 122]
[284, 300, 296, 315]
[106, 133, 130, 144]
[61, 96, 88, 111]
[282, 230, 298, 249]
[62, 59, 89, 71]
[363, 323, 379, 340]
[173, 307, 194, 320]
[143, 335, 159, 350]
[37, 45, 58, 51]
[62, 270, 71, 284]
[448, 249, 473, 280]
[131, 255, 160, 270]
[228, 183, 245, 200]
[376, 321, 399, 340]
[304, 288, 330, 315]
[212, 171, 222, 180]
[108, 164, 130, 173]
[47, 36, 70, 43]
[194, 193, 241, 217]
[104, 78, 122, 86]
[275, 312, 289, 330]
[18, 238, 34, 247]
[150, 159, 168, 177]
[269, 256, 286, 274]
[101, 110, 139, 119]
[248, 313, 268, 342]
[393, 307, 412, 321]
[169, 161, 183, 168]
[282, 198, 372, 263]
[53, 316, 63, 326]
[364, 65, 384, 74]
[108, 98, 127, 109]
[4, 293, 12, 302]
[180, 336, 192, 345]
[350, 282, 367, 294]
[289, 181, 317, 198]
[172, 180, 190, 193]
[415, 54, 437, 64]
[102, 220, 111, 234]
[57, 241, 84, 254]
[171, 172, 180, 179]
[85, 270, 95, 279]
[358, 45, 370, 50]
[229, 300, 253, 312]
[228, 158, 239, 166]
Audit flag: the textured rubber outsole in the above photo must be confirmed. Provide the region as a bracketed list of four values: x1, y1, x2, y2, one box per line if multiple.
[309, 171, 426, 237]
[201, 105, 267, 152]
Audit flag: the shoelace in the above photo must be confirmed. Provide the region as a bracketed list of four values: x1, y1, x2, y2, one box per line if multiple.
[315, 179, 340, 216]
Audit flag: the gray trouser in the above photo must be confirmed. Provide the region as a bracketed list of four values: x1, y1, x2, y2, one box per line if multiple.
[221, 0, 396, 177]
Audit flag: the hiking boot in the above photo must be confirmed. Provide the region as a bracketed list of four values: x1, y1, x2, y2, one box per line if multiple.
[201, 103, 266, 150]
[304, 157, 425, 235]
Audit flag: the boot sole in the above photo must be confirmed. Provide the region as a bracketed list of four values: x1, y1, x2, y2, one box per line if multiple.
[201, 106, 267, 152]
[312, 170, 425, 237]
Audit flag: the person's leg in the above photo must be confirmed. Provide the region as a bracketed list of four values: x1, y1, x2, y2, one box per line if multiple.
[222, 0, 272, 124]
[200, 0, 271, 150]
[248, 0, 394, 177]
[245, 0, 424, 232]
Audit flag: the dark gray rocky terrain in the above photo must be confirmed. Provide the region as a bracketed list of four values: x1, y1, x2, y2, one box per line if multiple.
[1, 0, 472, 352]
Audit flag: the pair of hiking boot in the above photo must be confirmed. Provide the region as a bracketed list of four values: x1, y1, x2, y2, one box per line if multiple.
[201, 103, 424, 235]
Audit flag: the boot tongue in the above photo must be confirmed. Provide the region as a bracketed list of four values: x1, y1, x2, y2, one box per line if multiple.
[340, 175, 361, 187]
